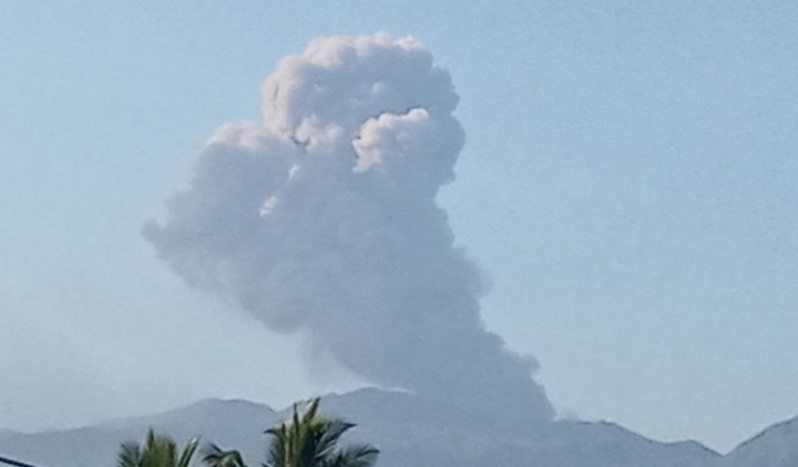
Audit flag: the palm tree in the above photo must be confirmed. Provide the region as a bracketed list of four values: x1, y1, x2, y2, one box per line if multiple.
[201, 444, 248, 467]
[118, 429, 199, 467]
[263, 398, 379, 467]
[200, 398, 378, 467]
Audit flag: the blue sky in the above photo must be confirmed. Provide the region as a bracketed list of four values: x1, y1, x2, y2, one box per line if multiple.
[1, 0, 797, 453]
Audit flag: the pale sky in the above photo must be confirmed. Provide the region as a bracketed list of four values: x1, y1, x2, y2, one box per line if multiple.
[1, 0, 797, 453]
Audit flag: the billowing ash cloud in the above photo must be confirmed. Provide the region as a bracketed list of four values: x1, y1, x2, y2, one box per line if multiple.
[143, 34, 553, 423]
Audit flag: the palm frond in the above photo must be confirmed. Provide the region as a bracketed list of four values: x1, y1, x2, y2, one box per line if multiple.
[314, 420, 355, 460]
[118, 429, 200, 467]
[177, 437, 200, 467]
[264, 423, 289, 467]
[118, 442, 142, 467]
[323, 444, 379, 467]
[263, 398, 378, 467]
[201, 443, 246, 467]
[201, 444, 224, 463]
[301, 399, 321, 426]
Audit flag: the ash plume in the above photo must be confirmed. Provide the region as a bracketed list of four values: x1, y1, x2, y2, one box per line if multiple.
[143, 34, 553, 423]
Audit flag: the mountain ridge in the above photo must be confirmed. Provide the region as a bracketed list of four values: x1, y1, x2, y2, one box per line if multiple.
[0, 390, 795, 467]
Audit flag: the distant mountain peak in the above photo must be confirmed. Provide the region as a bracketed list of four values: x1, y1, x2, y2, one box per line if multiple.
[735, 415, 798, 449]
[724, 414, 798, 466]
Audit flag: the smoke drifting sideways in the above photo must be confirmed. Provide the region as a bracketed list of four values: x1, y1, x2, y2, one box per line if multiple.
[143, 34, 553, 425]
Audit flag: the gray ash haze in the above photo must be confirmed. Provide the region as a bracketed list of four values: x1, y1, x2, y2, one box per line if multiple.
[143, 34, 553, 423]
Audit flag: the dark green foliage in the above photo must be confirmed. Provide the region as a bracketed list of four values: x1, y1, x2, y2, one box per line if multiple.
[117, 399, 377, 467]
[262, 398, 379, 467]
[202, 444, 248, 467]
[117, 430, 199, 467]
